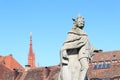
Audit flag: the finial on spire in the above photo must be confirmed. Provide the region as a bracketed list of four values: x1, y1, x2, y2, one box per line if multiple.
[30, 32, 32, 37]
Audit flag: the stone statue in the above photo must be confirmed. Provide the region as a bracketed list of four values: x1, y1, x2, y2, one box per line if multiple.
[59, 14, 101, 80]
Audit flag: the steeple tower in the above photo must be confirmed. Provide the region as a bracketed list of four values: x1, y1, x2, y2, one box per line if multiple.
[28, 32, 35, 68]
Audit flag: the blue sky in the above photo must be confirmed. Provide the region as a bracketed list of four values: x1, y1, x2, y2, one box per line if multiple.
[0, 0, 120, 67]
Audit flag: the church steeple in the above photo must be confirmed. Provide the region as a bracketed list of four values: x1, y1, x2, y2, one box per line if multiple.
[28, 32, 35, 68]
[29, 32, 33, 54]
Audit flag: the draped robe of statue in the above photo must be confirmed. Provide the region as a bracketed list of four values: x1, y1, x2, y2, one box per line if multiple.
[59, 15, 100, 80]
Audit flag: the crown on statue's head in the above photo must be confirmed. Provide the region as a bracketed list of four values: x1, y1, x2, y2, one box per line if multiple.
[77, 14, 84, 22]
[72, 14, 84, 28]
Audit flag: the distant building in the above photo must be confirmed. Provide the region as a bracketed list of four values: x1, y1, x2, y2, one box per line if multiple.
[15, 65, 60, 80]
[0, 63, 13, 80]
[28, 32, 36, 68]
[88, 50, 120, 80]
[0, 55, 23, 70]
[0, 55, 24, 80]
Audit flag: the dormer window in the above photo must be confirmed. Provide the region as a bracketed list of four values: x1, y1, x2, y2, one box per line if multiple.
[97, 61, 104, 69]
[112, 60, 117, 63]
[93, 62, 97, 70]
[104, 61, 110, 68]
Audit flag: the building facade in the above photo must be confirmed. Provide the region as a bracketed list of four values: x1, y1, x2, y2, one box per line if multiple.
[88, 50, 120, 80]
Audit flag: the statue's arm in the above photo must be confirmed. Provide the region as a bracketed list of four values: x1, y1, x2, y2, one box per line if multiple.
[90, 45, 103, 57]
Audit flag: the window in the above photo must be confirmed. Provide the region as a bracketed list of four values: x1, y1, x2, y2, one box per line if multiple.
[104, 61, 110, 68]
[112, 60, 117, 63]
[93, 61, 111, 70]
[93, 62, 97, 70]
[97, 61, 104, 69]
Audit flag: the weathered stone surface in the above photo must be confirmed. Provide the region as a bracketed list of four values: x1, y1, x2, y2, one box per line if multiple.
[59, 14, 99, 80]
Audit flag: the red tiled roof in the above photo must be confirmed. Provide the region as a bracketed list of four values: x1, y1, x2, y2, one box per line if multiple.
[18, 65, 60, 80]
[0, 55, 24, 70]
[88, 50, 120, 79]
[91, 50, 120, 62]
[0, 63, 12, 80]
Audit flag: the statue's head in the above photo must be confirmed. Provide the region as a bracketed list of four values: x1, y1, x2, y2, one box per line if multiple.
[72, 14, 84, 29]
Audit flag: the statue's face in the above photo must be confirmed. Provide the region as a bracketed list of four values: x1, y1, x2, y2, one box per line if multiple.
[76, 17, 84, 29]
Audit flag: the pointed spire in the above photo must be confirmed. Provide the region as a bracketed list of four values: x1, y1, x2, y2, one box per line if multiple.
[30, 32, 32, 43]
[29, 32, 33, 53]
[28, 32, 35, 68]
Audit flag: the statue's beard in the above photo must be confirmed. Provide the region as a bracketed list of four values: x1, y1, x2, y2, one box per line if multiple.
[76, 25, 84, 29]
[79, 26, 84, 29]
